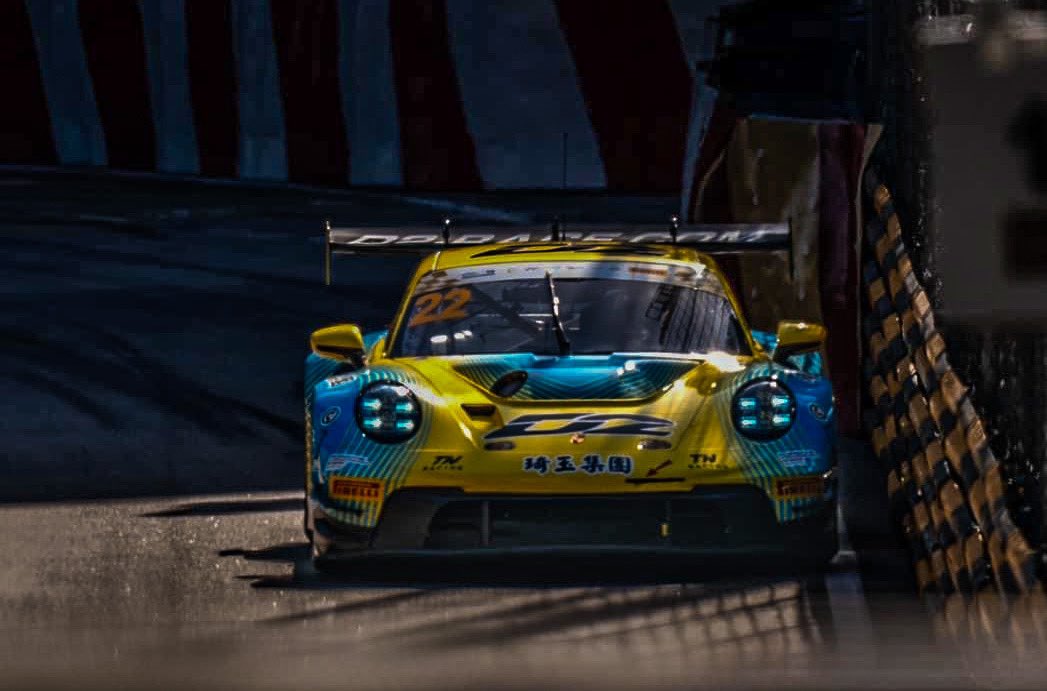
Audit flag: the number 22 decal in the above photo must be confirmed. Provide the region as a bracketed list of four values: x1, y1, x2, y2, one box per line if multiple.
[408, 288, 472, 327]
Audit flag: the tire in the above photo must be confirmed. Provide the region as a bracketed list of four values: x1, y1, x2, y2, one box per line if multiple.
[308, 534, 341, 575]
[808, 533, 840, 571]
[785, 501, 839, 570]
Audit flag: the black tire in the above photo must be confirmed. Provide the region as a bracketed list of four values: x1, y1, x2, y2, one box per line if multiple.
[309, 535, 340, 574]
[785, 501, 839, 570]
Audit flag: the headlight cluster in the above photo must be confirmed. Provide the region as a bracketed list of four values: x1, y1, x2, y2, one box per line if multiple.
[731, 379, 795, 440]
[355, 381, 421, 443]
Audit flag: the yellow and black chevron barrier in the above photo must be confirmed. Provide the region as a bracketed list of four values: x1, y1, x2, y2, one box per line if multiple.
[862, 170, 1040, 597]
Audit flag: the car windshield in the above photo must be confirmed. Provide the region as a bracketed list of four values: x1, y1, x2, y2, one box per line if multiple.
[392, 260, 751, 357]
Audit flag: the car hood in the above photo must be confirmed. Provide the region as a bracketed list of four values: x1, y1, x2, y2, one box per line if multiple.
[445, 354, 702, 402]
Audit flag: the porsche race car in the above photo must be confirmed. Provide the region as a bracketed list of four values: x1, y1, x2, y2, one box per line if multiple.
[305, 222, 838, 566]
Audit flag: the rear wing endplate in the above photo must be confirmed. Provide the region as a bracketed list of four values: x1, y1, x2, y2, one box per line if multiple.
[323, 218, 791, 285]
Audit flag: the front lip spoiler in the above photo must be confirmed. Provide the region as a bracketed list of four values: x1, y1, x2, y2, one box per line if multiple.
[314, 544, 799, 562]
[312, 484, 834, 556]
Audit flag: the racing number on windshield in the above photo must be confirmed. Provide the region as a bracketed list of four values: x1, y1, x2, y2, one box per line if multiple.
[408, 288, 472, 327]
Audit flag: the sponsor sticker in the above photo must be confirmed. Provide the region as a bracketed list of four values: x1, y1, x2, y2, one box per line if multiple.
[325, 454, 370, 473]
[421, 455, 464, 472]
[329, 477, 384, 502]
[687, 452, 720, 470]
[487, 413, 674, 440]
[628, 266, 669, 278]
[777, 449, 820, 468]
[320, 406, 341, 426]
[335, 229, 782, 249]
[809, 402, 829, 421]
[773, 477, 825, 500]
[646, 460, 673, 477]
[324, 373, 358, 388]
[521, 454, 633, 476]
[414, 261, 712, 293]
[460, 269, 497, 280]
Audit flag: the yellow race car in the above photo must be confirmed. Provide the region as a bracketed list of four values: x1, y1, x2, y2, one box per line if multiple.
[305, 223, 837, 566]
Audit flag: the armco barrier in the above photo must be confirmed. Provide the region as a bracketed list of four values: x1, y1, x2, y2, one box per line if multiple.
[861, 169, 1041, 597]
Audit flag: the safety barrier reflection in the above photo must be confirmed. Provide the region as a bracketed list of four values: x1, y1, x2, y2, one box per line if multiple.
[932, 587, 1047, 668]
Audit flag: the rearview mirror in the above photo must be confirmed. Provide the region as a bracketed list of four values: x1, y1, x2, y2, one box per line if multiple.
[773, 320, 826, 364]
[310, 324, 365, 364]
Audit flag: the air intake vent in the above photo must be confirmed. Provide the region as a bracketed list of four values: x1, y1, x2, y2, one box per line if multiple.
[462, 403, 496, 418]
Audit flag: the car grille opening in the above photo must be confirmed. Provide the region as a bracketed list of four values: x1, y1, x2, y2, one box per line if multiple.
[421, 491, 774, 550]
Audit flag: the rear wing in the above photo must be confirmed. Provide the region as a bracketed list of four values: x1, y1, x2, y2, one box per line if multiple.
[323, 218, 791, 285]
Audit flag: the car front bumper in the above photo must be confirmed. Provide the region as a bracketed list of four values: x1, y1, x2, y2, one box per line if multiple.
[309, 481, 837, 561]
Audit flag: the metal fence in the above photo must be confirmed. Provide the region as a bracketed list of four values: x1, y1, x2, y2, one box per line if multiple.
[861, 169, 1040, 595]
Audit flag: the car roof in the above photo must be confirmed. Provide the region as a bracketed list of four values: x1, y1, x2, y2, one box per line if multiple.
[429, 242, 715, 271]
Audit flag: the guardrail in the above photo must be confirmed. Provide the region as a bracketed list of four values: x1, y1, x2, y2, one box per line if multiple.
[861, 169, 1041, 596]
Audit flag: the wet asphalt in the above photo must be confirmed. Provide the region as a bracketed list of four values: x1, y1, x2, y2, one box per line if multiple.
[0, 171, 1038, 690]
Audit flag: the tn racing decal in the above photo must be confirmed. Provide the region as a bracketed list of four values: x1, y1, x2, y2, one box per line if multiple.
[421, 455, 464, 472]
[687, 452, 721, 470]
[486, 413, 673, 440]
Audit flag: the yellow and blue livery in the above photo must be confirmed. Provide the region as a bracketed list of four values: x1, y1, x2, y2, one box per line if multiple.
[305, 224, 837, 565]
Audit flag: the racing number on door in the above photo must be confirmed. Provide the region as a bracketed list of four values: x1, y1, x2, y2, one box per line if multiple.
[408, 288, 472, 327]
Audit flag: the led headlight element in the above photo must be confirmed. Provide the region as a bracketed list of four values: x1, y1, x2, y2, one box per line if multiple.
[731, 379, 796, 440]
[355, 381, 421, 443]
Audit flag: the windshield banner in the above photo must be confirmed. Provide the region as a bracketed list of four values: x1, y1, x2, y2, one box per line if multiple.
[413, 261, 716, 293]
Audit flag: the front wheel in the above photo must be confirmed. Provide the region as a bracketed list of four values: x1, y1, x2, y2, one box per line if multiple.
[785, 501, 839, 570]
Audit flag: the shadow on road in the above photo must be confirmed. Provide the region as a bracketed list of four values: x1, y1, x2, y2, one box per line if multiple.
[225, 538, 835, 590]
[142, 497, 304, 517]
[219, 538, 840, 657]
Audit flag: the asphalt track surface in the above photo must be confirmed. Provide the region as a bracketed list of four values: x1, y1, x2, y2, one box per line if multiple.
[1, 171, 1042, 690]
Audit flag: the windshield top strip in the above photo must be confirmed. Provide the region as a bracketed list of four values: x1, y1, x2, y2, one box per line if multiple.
[414, 260, 715, 294]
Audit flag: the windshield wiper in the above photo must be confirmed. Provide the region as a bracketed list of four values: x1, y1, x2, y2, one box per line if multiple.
[545, 271, 571, 356]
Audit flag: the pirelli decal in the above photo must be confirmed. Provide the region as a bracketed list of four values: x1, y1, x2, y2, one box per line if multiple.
[329, 477, 384, 503]
[773, 477, 825, 501]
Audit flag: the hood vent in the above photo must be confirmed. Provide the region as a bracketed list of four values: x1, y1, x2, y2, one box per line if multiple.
[452, 356, 697, 401]
[491, 370, 528, 398]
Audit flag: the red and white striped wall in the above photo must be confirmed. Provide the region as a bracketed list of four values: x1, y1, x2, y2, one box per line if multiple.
[1, 0, 734, 193]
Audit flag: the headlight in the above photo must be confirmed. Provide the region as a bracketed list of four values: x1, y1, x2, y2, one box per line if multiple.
[355, 381, 421, 443]
[731, 378, 795, 440]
